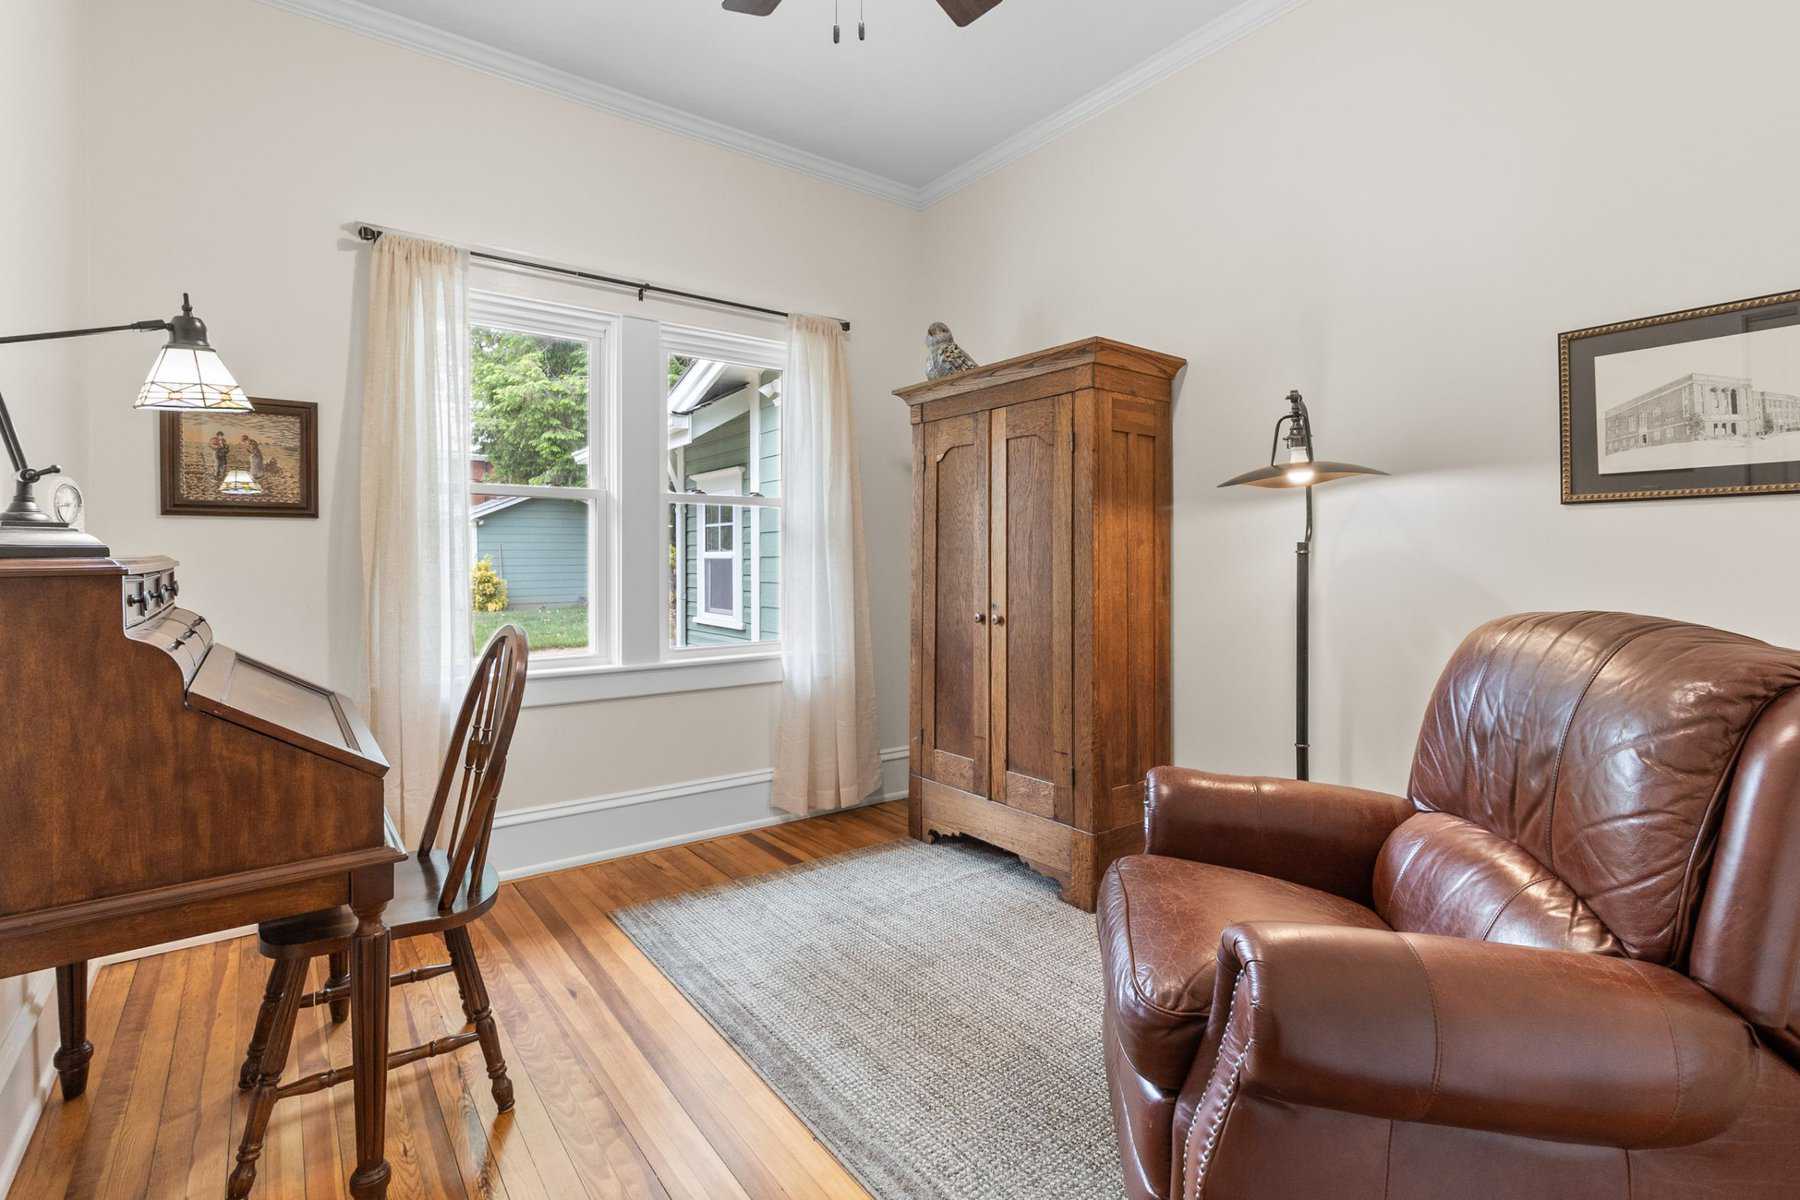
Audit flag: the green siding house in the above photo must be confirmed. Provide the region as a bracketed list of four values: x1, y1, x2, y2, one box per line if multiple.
[472, 495, 587, 608]
[671, 368, 780, 648]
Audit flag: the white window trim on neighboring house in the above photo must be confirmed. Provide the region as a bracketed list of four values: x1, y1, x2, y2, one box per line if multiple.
[691, 466, 745, 630]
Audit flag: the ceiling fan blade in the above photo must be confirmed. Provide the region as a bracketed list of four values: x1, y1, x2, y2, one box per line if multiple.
[722, 0, 782, 14]
[935, 0, 1002, 26]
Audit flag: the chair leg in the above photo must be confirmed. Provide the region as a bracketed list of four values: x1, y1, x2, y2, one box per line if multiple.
[238, 962, 288, 1091]
[229, 958, 307, 1200]
[444, 926, 513, 1112]
[325, 952, 352, 1025]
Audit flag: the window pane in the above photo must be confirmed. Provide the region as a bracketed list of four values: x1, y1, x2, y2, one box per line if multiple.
[472, 495, 593, 659]
[471, 325, 589, 488]
[666, 501, 777, 648]
[666, 357, 780, 500]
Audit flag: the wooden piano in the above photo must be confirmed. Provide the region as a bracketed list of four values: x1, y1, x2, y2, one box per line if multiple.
[0, 555, 404, 1198]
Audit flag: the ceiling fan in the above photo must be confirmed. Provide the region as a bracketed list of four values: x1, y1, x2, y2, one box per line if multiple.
[722, 0, 1003, 30]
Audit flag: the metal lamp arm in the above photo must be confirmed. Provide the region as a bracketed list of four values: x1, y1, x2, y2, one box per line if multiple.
[0, 317, 173, 478]
[0, 318, 171, 347]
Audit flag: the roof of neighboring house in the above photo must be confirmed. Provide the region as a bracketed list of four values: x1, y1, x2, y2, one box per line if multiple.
[471, 495, 530, 521]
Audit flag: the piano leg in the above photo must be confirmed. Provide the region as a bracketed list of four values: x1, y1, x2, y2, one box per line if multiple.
[53, 962, 94, 1100]
[347, 900, 393, 1199]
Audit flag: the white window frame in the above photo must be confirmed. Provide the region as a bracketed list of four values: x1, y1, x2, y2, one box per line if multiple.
[467, 290, 618, 672]
[463, 269, 790, 706]
[690, 466, 745, 630]
[659, 324, 785, 661]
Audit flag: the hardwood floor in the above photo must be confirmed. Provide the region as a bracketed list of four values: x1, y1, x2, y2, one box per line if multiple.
[9, 802, 910, 1200]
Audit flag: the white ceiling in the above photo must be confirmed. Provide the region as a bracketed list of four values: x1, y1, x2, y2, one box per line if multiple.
[280, 0, 1288, 205]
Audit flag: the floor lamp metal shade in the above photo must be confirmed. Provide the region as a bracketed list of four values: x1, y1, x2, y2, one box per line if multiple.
[1220, 390, 1385, 779]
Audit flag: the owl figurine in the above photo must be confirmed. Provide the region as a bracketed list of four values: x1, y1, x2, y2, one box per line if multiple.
[925, 322, 979, 380]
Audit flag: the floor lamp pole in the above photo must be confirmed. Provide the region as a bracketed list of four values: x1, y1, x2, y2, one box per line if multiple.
[1218, 389, 1385, 785]
[1295, 485, 1313, 781]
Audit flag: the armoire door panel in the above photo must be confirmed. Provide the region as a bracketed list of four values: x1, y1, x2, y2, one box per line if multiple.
[989, 396, 1073, 822]
[1093, 395, 1168, 822]
[921, 412, 989, 795]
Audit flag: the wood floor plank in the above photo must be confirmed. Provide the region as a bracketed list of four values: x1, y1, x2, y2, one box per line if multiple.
[485, 890, 751, 1200]
[520, 876, 824, 1200]
[391, 935, 508, 1200]
[550, 869, 870, 1200]
[184, 941, 244, 1200]
[142, 942, 227, 1199]
[85, 953, 183, 1200]
[9, 804, 907, 1200]
[7, 960, 138, 1200]
[461, 909, 666, 1200]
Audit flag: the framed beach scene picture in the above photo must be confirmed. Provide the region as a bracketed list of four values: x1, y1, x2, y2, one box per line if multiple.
[159, 398, 319, 517]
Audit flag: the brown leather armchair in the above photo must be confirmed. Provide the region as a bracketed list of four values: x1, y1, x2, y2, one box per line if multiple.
[1099, 612, 1800, 1199]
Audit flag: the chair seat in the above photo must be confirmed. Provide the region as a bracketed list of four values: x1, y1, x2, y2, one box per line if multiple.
[1098, 855, 1390, 1092]
[258, 850, 503, 959]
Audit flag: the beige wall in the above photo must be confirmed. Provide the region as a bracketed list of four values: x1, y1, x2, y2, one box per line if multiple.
[922, 0, 1800, 793]
[71, 0, 923, 813]
[1, 0, 87, 1170]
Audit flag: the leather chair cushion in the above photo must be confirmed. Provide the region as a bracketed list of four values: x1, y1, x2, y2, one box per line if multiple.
[1098, 855, 1389, 1092]
[1374, 812, 1620, 954]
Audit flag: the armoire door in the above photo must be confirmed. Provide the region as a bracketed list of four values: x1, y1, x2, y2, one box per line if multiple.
[920, 412, 990, 795]
[988, 395, 1073, 822]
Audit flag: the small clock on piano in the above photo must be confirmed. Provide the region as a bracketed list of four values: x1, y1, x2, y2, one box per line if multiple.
[50, 477, 84, 529]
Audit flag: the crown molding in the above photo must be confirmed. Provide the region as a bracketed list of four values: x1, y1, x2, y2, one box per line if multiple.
[253, 0, 1311, 213]
[915, 0, 1312, 207]
[252, 0, 922, 208]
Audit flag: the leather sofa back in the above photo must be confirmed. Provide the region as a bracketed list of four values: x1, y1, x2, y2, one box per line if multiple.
[1405, 612, 1800, 966]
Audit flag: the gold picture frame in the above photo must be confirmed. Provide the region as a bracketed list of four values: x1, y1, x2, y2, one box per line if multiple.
[1561, 288, 1800, 503]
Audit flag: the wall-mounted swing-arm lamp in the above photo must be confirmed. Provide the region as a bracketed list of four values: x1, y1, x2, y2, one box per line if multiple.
[1219, 390, 1386, 781]
[0, 294, 251, 558]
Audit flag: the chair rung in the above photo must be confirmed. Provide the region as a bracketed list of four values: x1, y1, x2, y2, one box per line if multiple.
[272, 1031, 482, 1101]
[298, 961, 456, 1010]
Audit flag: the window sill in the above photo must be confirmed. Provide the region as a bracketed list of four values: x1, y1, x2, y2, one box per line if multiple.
[521, 651, 783, 708]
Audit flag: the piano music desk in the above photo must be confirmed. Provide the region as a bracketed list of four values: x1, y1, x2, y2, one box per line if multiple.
[0, 555, 406, 1199]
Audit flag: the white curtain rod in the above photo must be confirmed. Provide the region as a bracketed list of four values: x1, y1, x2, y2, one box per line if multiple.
[351, 222, 850, 333]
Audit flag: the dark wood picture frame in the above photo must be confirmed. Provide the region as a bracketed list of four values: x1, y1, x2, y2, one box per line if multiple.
[1561, 288, 1800, 503]
[159, 398, 319, 518]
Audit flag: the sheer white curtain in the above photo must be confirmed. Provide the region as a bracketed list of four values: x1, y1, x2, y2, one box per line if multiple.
[773, 315, 879, 815]
[359, 235, 473, 841]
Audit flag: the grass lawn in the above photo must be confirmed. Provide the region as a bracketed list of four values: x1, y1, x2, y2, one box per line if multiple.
[474, 604, 589, 653]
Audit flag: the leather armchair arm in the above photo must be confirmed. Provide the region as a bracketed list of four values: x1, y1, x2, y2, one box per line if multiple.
[1144, 767, 1414, 905]
[1199, 922, 1756, 1150]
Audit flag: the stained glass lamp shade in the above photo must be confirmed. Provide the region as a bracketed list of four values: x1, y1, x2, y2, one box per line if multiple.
[133, 296, 252, 412]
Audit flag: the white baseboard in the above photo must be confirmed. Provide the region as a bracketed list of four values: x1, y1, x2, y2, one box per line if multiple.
[0, 746, 912, 1195]
[0, 971, 59, 1197]
[488, 746, 910, 881]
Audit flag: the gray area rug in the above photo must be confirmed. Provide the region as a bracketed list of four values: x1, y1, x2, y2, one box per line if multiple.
[612, 838, 1127, 1200]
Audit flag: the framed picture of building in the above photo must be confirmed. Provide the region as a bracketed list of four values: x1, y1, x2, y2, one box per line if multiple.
[1562, 288, 1800, 502]
[158, 398, 319, 517]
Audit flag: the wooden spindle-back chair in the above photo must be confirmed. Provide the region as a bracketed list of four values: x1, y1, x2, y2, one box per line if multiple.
[228, 626, 529, 1199]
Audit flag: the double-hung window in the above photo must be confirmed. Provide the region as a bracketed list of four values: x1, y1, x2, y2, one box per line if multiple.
[464, 279, 784, 697]
[466, 292, 613, 669]
[663, 327, 784, 653]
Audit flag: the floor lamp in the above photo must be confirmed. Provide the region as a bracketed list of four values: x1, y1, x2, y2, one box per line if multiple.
[1220, 390, 1385, 780]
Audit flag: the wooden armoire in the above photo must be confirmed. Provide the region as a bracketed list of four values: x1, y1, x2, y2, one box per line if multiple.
[897, 338, 1183, 910]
